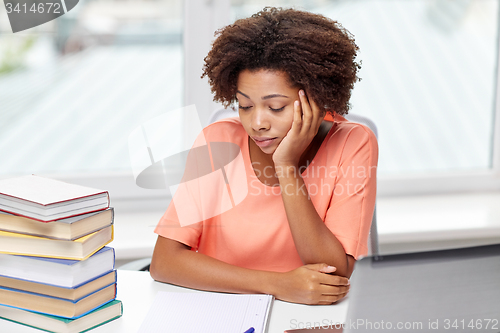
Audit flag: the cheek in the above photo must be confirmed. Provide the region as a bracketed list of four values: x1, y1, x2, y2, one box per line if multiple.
[280, 109, 295, 131]
[239, 114, 254, 135]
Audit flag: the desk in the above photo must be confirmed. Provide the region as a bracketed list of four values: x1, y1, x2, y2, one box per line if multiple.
[1, 270, 349, 333]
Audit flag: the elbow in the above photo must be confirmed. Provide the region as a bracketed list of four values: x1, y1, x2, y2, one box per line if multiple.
[330, 263, 354, 279]
[343, 265, 354, 279]
[343, 255, 356, 278]
[149, 256, 161, 281]
[299, 254, 355, 278]
[149, 252, 164, 282]
[149, 236, 189, 284]
[149, 252, 178, 284]
[149, 237, 175, 283]
[321, 255, 355, 279]
[149, 247, 181, 284]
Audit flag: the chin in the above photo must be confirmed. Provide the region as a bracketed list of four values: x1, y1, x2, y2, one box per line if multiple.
[259, 146, 276, 155]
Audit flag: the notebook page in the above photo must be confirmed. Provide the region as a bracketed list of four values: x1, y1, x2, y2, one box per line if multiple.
[138, 291, 273, 333]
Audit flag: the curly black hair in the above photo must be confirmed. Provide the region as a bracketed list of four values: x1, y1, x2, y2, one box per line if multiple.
[201, 7, 361, 116]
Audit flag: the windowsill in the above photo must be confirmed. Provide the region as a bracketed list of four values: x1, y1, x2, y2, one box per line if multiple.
[111, 191, 500, 261]
[377, 191, 500, 254]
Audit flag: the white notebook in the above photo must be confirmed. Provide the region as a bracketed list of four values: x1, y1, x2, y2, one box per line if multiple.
[138, 292, 274, 333]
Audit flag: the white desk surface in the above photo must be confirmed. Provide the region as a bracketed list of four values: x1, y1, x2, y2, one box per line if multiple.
[1, 270, 349, 333]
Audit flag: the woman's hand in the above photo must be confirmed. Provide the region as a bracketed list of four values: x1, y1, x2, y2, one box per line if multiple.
[273, 263, 350, 305]
[272, 90, 325, 167]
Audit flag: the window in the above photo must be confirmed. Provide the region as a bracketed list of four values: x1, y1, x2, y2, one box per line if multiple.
[227, 0, 500, 194]
[2, 0, 499, 202]
[0, 0, 183, 200]
[231, 0, 499, 172]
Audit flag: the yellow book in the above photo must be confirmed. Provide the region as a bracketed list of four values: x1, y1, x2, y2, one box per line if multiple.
[0, 208, 113, 241]
[0, 225, 113, 260]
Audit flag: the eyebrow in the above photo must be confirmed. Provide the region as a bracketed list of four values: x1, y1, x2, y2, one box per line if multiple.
[236, 91, 289, 100]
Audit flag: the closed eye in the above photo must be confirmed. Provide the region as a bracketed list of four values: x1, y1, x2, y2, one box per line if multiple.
[238, 105, 252, 110]
[270, 106, 285, 112]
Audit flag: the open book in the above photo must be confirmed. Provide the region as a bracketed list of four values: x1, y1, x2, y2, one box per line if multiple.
[138, 292, 274, 333]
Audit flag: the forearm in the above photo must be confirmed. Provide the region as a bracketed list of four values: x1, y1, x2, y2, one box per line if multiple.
[277, 165, 352, 276]
[150, 236, 279, 295]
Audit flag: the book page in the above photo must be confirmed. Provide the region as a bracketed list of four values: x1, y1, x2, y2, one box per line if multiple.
[138, 292, 273, 333]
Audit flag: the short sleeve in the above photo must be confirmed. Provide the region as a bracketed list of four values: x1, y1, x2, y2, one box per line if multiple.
[324, 124, 378, 259]
[154, 118, 245, 250]
[155, 201, 203, 249]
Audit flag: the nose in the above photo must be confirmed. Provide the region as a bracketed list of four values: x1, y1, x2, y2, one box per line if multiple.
[251, 107, 270, 131]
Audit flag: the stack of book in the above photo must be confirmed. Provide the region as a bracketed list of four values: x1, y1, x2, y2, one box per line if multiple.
[0, 175, 122, 332]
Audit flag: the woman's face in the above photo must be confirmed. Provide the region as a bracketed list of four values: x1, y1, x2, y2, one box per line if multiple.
[237, 69, 299, 155]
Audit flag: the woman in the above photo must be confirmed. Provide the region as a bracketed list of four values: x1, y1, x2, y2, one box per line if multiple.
[150, 7, 378, 305]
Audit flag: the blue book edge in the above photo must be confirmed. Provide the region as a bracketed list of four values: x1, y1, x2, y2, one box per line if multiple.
[0, 269, 116, 291]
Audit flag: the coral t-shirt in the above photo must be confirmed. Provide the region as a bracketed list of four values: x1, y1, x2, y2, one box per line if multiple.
[154, 116, 378, 272]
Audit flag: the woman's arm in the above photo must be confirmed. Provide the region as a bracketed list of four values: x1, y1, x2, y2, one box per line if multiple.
[277, 165, 356, 277]
[150, 235, 350, 305]
[273, 91, 365, 277]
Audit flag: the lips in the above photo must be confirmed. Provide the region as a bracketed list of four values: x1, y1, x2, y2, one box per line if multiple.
[252, 136, 278, 148]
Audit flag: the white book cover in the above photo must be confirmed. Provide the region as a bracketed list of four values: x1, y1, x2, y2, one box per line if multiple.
[0, 175, 107, 205]
[0, 175, 109, 221]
